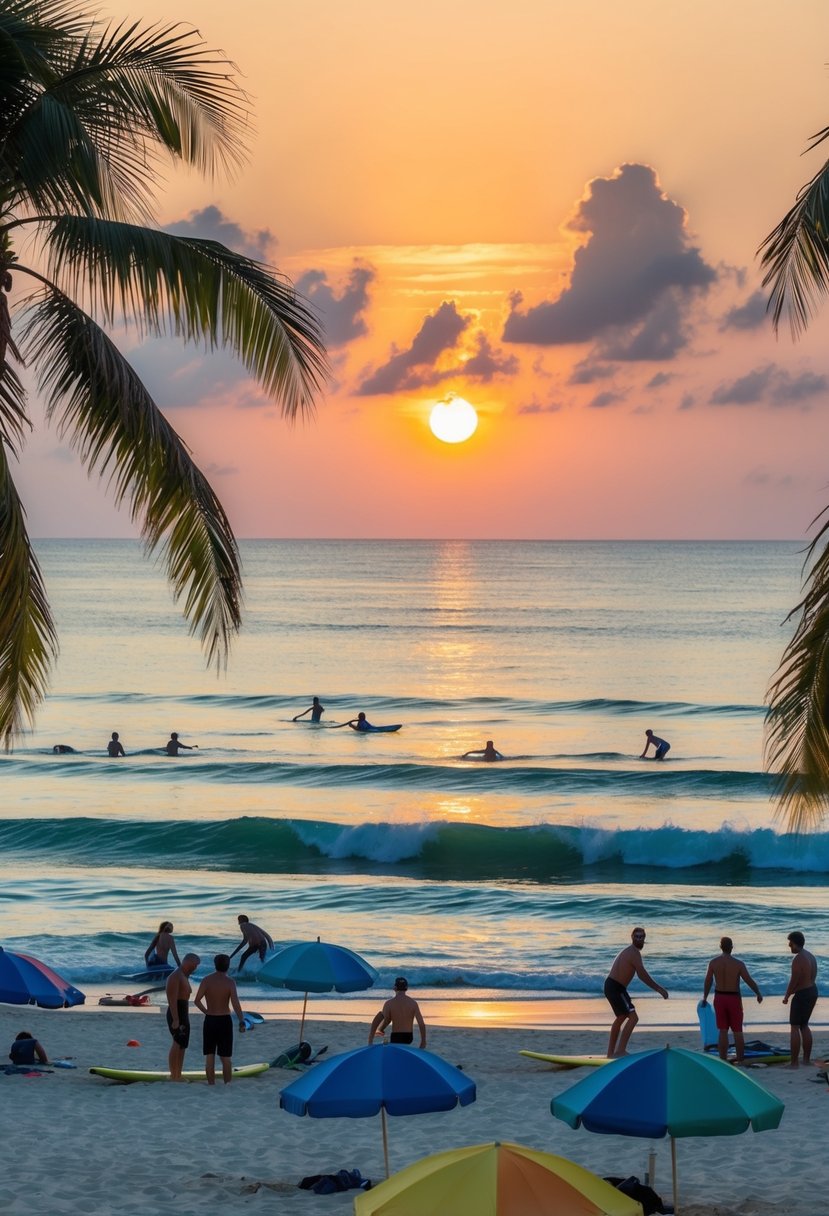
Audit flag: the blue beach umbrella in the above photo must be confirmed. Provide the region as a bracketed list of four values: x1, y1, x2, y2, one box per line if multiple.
[0, 947, 85, 1008]
[259, 937, 378, 1039]
[280, 1042, 476, 1176]
[552, 1046, 784, 1214]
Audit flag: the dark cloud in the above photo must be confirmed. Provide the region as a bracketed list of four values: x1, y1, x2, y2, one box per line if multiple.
[295, 263, 375, 347]
[166, 204, 276, 262]
[358, 301, 469, 395]
[720, 290, 768, 332]
[588, 390, 624, 409]
[744, 466, 797, 488]
[517, 398, 562, 415]
[678, 392, 695, 410]
[204, 462, 239, 477]
[569, 358, 618, 384]
[647, 372, 673, 389]
[709, 364, 828, 407]
[459, 333, 519, 381]
[503, 163, 716, 355]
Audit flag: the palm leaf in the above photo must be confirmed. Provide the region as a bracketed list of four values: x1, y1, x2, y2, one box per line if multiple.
[759, 148, 829, 337]
[0, 436, 58, 748]
[765, 522, 829, 831]
[44, 216, 326, 415]
[20, 284, 243, 668]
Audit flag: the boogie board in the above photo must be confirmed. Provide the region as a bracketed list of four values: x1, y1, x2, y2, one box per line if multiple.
[89, 1062, 270, 1083]
[519, 1050, 613, 1068]
[697, 1000, 789, 1064]
[357, 724, 401, 733]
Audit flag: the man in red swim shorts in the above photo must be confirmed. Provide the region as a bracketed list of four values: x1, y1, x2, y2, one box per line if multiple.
[701, 936, 763, 1063]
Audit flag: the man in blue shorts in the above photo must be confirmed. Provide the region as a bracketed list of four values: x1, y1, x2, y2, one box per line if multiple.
[640, 729, 670, 760]
[604, 927, 669, 1057]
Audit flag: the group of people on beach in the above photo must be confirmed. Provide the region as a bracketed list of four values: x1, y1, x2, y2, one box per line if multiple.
[606, 926, 818, 1067]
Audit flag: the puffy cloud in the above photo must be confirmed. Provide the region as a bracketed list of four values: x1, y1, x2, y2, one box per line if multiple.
[295, 263, 375, 347]
[588, 390, 624, 409]
[165, 204, 276, 262]
[720, 290, 768, 332]
[458, 333, 519, 381]
[709, 364, 828, 407]
[517, 398, 562, 415]
[569, 358, 618, 384]
[647, 371, 673, 389]
[503, 164, 716, 356]
[358, 301, 469, 395]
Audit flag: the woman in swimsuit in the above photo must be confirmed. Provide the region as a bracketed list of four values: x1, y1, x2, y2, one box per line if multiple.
[145, 921, 181, 969]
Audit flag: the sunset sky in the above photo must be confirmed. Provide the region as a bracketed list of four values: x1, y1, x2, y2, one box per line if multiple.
[18, 0, 829, 539]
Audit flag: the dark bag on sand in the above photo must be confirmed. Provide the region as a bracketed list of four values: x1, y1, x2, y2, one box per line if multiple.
[298, 1169, 370, 1195]
[604, 1175, 672, 1216]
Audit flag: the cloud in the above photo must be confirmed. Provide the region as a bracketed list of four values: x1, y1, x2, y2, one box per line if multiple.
[588, 390, 624, 409]
[720, 290, 768, 332]
[295, 263, 375, 347]
[709, 363, 828, 407]
[744, 466, 797, 488]
[517, 398, 562, 415]
[457, 332, 519, 381]
[503, 163, 716, 356]
[204, 462, 239, 477]
[647, 371, 673, 389]
[358, 301, 469, 395]
[678, 392, 695, 410]
[165, 204, 276, 262]
[569, 358, 618, 384]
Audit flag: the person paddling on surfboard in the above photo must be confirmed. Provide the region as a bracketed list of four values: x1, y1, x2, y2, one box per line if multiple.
[345, 712, 373, 731]
[293, 697, 324, 723]
[462, 740, 503, 762]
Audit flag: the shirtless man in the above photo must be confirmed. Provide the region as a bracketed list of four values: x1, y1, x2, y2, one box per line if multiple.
[107, 732, 125, 757]
[228, 915, 274, 972]
[368, 977, 427, 1048]
[194, 954, 246, 1084]
[701, 936, 763, 1063]
[640, 729, 670, 760]
[293, 697, 324, 723]
[165, 731, 197, 756]
[462, 741, 502, 762]
[783, 930, 819, 1067]
[604, 927, 669, 1057]
[165, 953, 200, 1081]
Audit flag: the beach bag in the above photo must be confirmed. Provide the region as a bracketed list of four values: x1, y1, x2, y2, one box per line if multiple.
[604, 1175, 671, 1215]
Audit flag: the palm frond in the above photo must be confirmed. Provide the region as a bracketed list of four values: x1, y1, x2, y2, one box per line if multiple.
[0, 436, 58, 749]
[20, 284, 243, 667]
[0, 361, 30, 451]
[759, 155, 829, 337]
[765, 519, 829, 831]
[45, 217, 327, 416]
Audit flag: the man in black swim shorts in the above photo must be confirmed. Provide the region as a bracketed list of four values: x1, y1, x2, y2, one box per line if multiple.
[604, 927, 669, 1057]
[783, 931, 819, 1067]
[194, 954, 246, 1084]
[165, 953, 200, 1080]
[367, 977, 426, 1048]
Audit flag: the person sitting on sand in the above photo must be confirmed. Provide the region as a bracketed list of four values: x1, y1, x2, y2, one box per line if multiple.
[368, 977, 426, 1048]
[640, 729, 670, 761]
[145, 921, 181, 970]
[700, 935, 763, 1063]
[106, 731, 125, 757]
[166, 953, 200, 1081]
[293, 697, 325, 723]
[604, 927, 669, 1057]
[9, 1031, 49, 1066]
[228, 915, 274, 972]
[165, 731, 197, 756]
[194, 954, 246, 1085]
[462, 740, 503, 762]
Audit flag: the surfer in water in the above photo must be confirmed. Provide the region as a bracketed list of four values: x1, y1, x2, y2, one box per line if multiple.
[106, 731, 125, 757]
[145, 921, 181, 970]
[229, 915, 274, 972]
[293, 697, 324, 723]
[344, 712, 373, 731]
[165, 731, 197, 756]
[640, 728, 670, 760]
[52, 744, 75, 754]
[462, 740, 503, 762]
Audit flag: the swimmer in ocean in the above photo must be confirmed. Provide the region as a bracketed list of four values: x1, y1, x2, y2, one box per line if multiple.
[293, 697, 324, 723]
[165, 732, 197, 756]
[344, 712, 373, 731]
[462, 740, 503, 762]
[52, 744, 75, 754]
[107, 731, 125, 757]
[640, 729, 670, 761]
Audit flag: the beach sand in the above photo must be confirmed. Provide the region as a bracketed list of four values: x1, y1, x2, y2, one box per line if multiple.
[2, 1005, 821, 1215]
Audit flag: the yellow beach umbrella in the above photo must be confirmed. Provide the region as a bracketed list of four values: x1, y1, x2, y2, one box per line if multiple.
[353, 1141, 643, 1216]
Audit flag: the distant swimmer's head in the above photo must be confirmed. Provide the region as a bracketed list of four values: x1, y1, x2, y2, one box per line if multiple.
[394, 976, 408, 992]
[111, 732, 119, 741]
[486, 740, 494, 748]
[237, 914, 249, 925]
[159, 921, 173, 934]
[313, 697, 320, 705]
[720, 936, 733, 953]
[214, 953, 231, 972]
[645, 729, 654, 738]
[170, 732, 179, 741]
[357, 712, 366, 722]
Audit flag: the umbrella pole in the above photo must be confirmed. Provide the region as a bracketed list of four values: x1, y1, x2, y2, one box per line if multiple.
[671, 1136, 678, 1215]
[381, 1107, 390, 1178]
[299, 991, 308, 1042]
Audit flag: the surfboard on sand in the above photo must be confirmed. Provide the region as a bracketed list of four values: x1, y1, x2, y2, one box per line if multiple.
[519, 1050, 612, 1068]
[697, 1000, 789, 1064]
[89, 1062, 270, 1083]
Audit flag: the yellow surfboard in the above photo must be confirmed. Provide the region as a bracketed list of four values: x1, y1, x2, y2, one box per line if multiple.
[519, 1050, 612, 1068]
[90, 1062, 270, 1082]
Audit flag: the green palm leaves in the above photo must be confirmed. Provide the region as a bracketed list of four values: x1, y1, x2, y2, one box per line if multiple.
[760, 128, 829, 829]
[0, 2, 327, 747]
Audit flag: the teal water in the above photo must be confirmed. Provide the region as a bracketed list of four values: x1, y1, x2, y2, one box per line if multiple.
[2, 539, 825, 1005]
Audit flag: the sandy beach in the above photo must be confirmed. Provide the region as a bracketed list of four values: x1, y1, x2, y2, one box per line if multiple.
[2, 1004, 823, 1216]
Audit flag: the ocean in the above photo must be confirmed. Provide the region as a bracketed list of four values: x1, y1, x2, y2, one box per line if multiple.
[2, 539, 825, 1021]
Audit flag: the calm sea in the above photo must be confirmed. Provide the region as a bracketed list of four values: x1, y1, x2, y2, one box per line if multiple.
[2, 539, 825, 1013]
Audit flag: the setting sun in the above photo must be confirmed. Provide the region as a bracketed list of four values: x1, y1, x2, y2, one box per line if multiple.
[429, 396, 479, 444]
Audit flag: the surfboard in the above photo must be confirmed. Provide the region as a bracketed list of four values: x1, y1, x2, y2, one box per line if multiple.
[120, 966, 173, 983]
[519, 1050, 612, 1068]
[697, 1000, 789, 1063]
[89, 1062, 270, 1083]
[358, 724, 401, 733]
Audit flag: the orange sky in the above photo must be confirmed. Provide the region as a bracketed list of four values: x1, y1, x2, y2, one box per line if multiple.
[18, 0, 829, 538]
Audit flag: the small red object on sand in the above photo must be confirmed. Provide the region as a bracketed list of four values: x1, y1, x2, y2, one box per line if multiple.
[126, 1040, 140, 1047]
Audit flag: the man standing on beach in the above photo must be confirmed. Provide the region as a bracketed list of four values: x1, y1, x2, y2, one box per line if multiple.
[701, 936, 763, 1063]
[368, 977, 427, 1048]
[229, 915, 274, 972]
[194, 954, 246, 1084]
[604, 927, 669, 1057]
[165, 953, 200, 1081]
[783, 930, 819, 1067]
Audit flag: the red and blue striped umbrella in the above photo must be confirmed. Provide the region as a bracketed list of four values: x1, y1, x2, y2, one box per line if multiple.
[0, 947, 85, 1008]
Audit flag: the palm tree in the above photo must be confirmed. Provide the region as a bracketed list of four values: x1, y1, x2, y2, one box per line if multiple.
[759, 124, 829, 829]
[0, 1, 326, 748]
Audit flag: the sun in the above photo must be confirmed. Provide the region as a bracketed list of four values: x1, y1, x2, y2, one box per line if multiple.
[429, 396, 478, 444]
